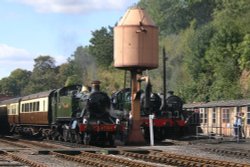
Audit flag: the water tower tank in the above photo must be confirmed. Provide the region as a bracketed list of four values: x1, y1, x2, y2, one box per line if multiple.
[114, 7, 159, 70]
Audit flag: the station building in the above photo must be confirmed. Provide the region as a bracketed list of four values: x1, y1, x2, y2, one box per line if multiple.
[184, 99, 250, 138]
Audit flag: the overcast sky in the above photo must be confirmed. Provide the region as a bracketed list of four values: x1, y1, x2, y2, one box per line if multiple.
[0, 0, 138, 79]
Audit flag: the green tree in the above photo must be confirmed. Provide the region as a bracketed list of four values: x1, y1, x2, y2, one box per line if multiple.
[0, 77, 13, 96]
[57, 63, 74, 86]
[238, 34, 250, 70]
[9, 69, 31, 96]
[23, 55, 59, 94]
[65, 75, 81, 87]
[138, 0, 216, 35]
[205, 22, 242, 100]
[69, 46, 96, 85]
[0, 69, 31, 96]
[89, 27, 113, 68]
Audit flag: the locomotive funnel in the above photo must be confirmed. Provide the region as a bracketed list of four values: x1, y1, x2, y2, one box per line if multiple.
[91, 80, 100, 92]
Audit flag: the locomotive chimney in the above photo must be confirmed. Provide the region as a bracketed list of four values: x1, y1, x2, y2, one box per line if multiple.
[91, 80, 100, 92]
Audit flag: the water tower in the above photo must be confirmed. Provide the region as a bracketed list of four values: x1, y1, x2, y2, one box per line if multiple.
[114, 7, 159, 144]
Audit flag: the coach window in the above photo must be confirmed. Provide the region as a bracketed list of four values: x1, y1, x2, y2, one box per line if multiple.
[14, 105, 17, 114]
[30, 103, 33, 112]
[25, 103, 29, 112]
[7, 106, 10, 114]
[247, 106, 250, 125]
[37, 102, 40, 111]
[11, 105, 16, 115]
[10, 106, 13, 114]
[33, 102, 36, 111]
[222, 108, 230, 123]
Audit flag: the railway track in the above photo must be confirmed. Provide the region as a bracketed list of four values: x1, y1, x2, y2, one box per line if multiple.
[2, 151, 48, 167]
[1, 136, 250, 167]
[203, 147, 250, 159]
[149, 150, 250, 167]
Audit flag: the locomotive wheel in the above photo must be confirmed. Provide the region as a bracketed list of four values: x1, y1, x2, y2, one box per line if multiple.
[76, 134, 83, 144]
[46, 135, 51, 140]
[83, 133, 90, 145]
[51, 133, 59, 141]
[108, 134, 114, 146]
[143, 128, 150, 140]
[51, 136, 56, 141]
[58, 135, 64, 141]
[70, 131, 76, 143]
[63, 129, 70, 142]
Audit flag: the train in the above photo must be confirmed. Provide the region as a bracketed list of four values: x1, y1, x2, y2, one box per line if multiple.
[0, 79, 194, 145]
[111, 87, 188, 140]
[0, 81, 124, 146]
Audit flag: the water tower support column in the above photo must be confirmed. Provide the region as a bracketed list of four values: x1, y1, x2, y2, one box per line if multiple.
[127, 70, 146, 145]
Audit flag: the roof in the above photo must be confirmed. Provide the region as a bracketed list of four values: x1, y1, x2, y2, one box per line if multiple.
[0, 97, 21, 105]
[184, 99, 250, 109]
[117, 7, 156, 26]
[21, 90, 54, 101]
[0, 94, 13, 101]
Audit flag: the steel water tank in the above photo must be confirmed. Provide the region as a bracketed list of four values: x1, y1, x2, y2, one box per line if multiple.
[114, 7, 159, 70]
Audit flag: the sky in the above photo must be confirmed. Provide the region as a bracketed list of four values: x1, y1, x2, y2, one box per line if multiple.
[0, 0, 139, 79]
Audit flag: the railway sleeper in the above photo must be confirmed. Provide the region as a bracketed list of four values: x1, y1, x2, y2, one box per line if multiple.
[4, 151, 48, 167]
[151, 151, 250, 167]
[79, 151, 155, 167]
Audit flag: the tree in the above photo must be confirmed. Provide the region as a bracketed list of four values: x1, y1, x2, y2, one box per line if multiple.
[238, 34, 250, 70]
[23, 55, 59, 94]
[89, 27, 113, 68]
[0, 69, 31, 96]
[138, 0, 216, 35]
[33, 55, 56, 71]
[9, 69, 31, 96]
[0, 77, 13, 96]
[69, 46, 96, 85]
[65, 75, 81, 87]
[204, 21, 242, 100]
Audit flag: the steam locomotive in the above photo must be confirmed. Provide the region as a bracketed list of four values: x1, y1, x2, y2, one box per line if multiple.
[0, 81, 124, 146]
[111, 88, 186, 140]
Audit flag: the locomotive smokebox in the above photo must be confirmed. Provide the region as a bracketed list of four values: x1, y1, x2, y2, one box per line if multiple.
[114, 7, 159, 70]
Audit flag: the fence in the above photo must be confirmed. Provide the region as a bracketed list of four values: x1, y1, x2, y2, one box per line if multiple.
[196, 125, 247, 142]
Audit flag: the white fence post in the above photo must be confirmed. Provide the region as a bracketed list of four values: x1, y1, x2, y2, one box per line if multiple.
[149, 114, 154, 146]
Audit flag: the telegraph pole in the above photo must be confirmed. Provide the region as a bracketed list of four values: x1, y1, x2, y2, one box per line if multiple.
[162, 47, 167, 111]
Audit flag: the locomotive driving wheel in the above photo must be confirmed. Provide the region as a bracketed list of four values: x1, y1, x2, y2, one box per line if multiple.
[83, 133, 90, 145]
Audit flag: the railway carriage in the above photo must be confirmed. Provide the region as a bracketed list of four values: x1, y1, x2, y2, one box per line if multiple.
[4, 98, 20, 126]
[20, 91, 52, 125]
[0, 100, 14, 134]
